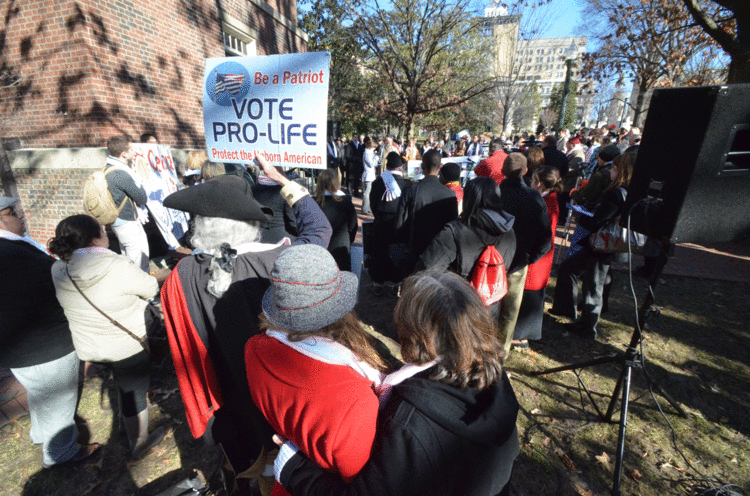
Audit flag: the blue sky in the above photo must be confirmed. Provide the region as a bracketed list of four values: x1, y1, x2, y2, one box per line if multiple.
[527, 1, 588, 50]
[539, 3, 584, 40]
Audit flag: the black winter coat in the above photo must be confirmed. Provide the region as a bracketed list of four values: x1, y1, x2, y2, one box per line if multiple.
[0, 239, 75, 368]
[280, 368, 521, 496]
[542, 145, 569, 178]
[395, 175, 458, 258]
[319, 194, 358, 271]
[417, 209, 516, 279]
[252, 183, 298, 243]
[499, 178, 552, 273]
[370, 173, 412, 224]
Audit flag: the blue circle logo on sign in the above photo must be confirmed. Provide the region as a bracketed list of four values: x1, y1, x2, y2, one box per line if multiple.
[206, 61, 251, 106]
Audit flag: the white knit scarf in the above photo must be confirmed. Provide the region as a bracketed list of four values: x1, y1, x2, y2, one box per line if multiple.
[381, 170, 402, 202]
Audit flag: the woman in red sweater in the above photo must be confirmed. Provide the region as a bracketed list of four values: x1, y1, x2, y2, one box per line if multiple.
[512, 166, 562, 347]
[244, 244, 389, 496]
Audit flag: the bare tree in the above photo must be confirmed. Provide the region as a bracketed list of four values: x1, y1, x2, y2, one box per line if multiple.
[581, 0, 726, 127]
[347, 0, 498, 137]
[539, 108, 557, 130]
[487, 0, 564, 133]
[681, 0, 747, 83]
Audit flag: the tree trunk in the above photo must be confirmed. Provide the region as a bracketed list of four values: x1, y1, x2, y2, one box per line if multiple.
[632, 79, 649, 129]
[727, 49, 750, 84]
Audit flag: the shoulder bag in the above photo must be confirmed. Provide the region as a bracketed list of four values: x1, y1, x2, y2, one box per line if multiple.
[65, 264, 151, 357]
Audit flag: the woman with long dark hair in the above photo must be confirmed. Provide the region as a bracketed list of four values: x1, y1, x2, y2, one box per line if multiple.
[274, 271, 520, 496]
[49, 215, 164, 460]
[314, 169, 358, 271]
[524, 145, 545, 186]
[417, 177, 516, 320]
[551, 151, 637, 339]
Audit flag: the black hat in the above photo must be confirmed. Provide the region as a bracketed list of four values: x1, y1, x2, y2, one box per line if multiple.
[163, 175, 273, 221]
[385, 151, 403, 170]
[440, 162, 461, 182]
[598, 145, 621, 163]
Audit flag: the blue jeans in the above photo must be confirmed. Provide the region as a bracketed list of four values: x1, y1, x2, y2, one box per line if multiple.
[11, 351, 81, 467]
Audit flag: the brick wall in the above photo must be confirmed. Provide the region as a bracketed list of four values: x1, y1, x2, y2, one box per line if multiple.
[12, 168, 92, 243]
[1, 0, 307, 240]
[0, 0, 307, 149]
[2, 147, 193, 243]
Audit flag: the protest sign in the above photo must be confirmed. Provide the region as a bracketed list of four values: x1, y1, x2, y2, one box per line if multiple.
[406, 156, 474, 180]
[131, 144, 189, 249]
[203, 52, 330, 169]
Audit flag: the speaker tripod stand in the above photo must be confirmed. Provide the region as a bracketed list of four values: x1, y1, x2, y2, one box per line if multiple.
[530, 249, 689, 496]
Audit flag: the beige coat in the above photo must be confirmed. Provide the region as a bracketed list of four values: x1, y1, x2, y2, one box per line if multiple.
[51, 250, 159, 362]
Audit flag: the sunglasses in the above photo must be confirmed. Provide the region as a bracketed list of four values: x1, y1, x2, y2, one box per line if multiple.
[1, 206, 19, 217]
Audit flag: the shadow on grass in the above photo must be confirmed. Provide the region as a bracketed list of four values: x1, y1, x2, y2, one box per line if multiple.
[19, 361, 222, 496]
[506, 272, 750, 495]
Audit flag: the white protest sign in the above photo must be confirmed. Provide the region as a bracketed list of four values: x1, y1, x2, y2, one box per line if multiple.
[131, 144, 189, 249]
[407, 156, 474, 179]
[203, 52, 330, 169]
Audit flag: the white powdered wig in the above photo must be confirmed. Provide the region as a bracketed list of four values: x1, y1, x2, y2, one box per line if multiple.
[191, 215, 262, 297]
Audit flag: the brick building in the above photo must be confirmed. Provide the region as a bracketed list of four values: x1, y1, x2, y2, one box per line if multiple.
[0, 0, 308, 241]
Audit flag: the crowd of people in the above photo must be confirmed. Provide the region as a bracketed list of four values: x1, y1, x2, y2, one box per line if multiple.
[0, 122, 641, 494]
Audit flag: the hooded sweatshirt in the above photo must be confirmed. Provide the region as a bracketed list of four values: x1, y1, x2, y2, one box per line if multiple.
[280, 368, 520, 496]
[51, 249, 159, 362]
[417, 208, 516, 279]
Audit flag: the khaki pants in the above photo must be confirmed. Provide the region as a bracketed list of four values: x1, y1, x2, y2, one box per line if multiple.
[498, 265, 528, 352]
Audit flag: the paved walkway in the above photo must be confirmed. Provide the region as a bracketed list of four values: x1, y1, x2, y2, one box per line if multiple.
[3, 195, 749, 427]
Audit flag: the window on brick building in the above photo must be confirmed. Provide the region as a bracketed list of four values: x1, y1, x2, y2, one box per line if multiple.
[223, 24, 257, 57]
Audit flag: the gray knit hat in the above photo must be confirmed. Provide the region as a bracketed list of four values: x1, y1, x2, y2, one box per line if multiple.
[262, 244, 359, 332]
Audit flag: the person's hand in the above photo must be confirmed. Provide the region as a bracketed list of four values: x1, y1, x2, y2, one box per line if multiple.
[273, 434, 288, 446]
[255, 154, 290, 187]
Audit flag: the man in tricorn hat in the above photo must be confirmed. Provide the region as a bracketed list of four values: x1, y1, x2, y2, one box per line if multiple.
[160, 155, 331, 493]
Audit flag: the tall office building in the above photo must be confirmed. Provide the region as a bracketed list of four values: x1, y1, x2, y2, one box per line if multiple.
[484, 9, 596, 131]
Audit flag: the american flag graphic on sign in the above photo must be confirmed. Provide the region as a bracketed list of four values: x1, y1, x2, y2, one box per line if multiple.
[215, 73, 245, 96]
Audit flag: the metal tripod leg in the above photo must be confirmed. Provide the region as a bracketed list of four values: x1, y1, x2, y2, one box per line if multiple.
[611, 358, 635, 496]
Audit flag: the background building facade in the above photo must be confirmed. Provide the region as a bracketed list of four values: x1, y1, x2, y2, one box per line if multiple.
[0, 0, 307, 241]
[485, 8, 596, 131]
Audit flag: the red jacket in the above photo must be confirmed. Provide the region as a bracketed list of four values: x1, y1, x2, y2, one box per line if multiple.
[161, 269, 222, 438]
[245, 333, 380, 496]
[524, 192, 560, 290]
[474, 150, 508, 187]
[445, 182, 464, 205]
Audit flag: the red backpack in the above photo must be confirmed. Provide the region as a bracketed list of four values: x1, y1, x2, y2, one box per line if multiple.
[470, 245, 508, 306]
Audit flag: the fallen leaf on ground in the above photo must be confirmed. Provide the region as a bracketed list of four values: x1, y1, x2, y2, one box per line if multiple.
[572, 482, 593, 496]
[628, 468, 642, 481]
[660, 461, 686, 473]
[595, 452, 611, 465]
[531, 408, 541, 415]
[555, 448, 579, 472]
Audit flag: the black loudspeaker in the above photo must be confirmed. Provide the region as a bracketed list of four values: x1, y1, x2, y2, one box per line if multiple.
[625, 84, 750, 244]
